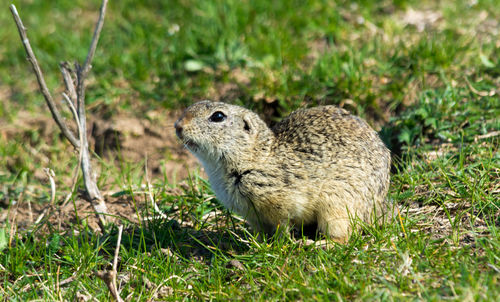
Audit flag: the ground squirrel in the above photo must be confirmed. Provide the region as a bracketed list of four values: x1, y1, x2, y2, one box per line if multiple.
[174, 100, 392, 242]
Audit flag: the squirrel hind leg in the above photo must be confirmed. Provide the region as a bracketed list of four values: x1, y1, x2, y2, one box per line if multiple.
[317, 215, 352, 244]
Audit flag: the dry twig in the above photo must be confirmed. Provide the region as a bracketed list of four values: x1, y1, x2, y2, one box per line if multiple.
[33, 169, 57, 225]
[95, 225, 124, 302]
[44, 168, 56, 206]
[145, 156, 168, 219]
[61, 93, 84, 207]
[10, 1, 110, 230]
[9, 5, 79, 149]
[73, 0, 110, 229]
[474, 130, 500, 142]
[465, 77, 496, 97]
[8, 193, 21, 248]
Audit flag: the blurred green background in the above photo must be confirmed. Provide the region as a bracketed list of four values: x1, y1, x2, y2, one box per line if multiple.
[1, 0, 498, 121]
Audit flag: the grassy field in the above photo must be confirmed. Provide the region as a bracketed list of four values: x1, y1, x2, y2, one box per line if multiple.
[1, 0, 499, 300]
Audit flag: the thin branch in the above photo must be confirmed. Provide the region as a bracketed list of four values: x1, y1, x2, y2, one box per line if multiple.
[113, 225, 123, 273]
[11, 1, 110, 231]
[95, 225, 124, 302]
[145, 156, 167, 219]
[44, 168, 56, 205]
[82, 0, 108, 77]
[474, 130, 500, 142]
[60, 62, 77, 104]
[61, 93, 83, 207]
[9, 4, 79, 150]
[465, 76, 496, 97]
[76, 0, 108, 125]
[72, 0, 110, 230]
[75, 0, 109, 158]
[57, 274, 77, 287]
[34, 168, 57, 225]
[27, 198, 33, 223]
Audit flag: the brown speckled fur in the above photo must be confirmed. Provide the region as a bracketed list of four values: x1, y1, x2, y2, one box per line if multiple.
[175, 101, 392, 242]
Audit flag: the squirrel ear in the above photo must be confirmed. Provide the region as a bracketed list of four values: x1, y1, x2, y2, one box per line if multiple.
[242, 113, 258, 136]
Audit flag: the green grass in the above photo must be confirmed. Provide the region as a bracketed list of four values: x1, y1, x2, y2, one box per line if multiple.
[1, 0, 499, 300]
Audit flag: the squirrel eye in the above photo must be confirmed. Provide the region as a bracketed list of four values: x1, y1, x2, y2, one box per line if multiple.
[209, 111, 226, 123]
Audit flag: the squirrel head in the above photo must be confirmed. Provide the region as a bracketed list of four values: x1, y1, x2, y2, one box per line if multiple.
[175, 100, 273, 165]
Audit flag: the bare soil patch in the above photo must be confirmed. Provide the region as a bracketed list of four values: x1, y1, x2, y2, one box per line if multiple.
[89, 109, 200, 180]
[1, 107, 203, 232]
[1, 108, 201, 181]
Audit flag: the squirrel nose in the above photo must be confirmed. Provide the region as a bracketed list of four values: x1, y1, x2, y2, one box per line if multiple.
[174, 120, 183, 139]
